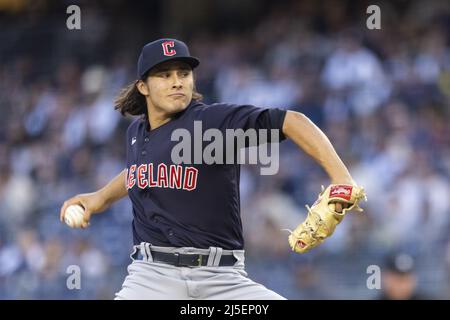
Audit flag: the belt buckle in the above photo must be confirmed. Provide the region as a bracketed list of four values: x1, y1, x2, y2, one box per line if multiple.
[174, 252, 180, 266]
[173, 252, 203, 267]
[197, 255, 203, 267]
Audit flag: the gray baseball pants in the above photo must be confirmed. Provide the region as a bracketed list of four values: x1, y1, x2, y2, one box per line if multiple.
[114, 243, 286, 300]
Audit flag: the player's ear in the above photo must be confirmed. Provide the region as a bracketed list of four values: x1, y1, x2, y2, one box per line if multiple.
[136, 79, 149, 96]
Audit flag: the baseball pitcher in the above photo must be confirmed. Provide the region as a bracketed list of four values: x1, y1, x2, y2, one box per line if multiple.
[60, 38, 366, 300]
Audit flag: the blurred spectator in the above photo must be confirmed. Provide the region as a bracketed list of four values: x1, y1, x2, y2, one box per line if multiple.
[378, 252, 429, 300]
[321, 29, 391, 118]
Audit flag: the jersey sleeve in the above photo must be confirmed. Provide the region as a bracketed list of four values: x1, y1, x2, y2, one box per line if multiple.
[125, 118, 142, 167]
[200, 103, 287, 143]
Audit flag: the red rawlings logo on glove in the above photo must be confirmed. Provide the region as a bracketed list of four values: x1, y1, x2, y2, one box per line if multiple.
[329, 185, 353, 201]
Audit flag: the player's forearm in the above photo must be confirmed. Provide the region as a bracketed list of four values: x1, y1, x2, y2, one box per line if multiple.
[282, 111, 354, 184]
[97, 169, 129, 209]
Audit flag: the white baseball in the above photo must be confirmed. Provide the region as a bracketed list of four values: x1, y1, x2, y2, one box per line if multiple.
[64, 204, 85, 228]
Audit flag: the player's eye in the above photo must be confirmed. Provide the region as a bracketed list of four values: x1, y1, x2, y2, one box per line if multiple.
[156, 72, 170, 78]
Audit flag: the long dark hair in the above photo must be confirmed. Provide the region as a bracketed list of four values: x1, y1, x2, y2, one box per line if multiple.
[114, 79, 203, 118]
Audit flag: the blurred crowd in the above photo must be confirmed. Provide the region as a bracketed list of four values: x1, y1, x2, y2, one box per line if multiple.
[0, 0, 449, 299]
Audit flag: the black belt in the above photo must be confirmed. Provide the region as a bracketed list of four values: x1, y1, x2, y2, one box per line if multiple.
[134, 250, 237, 267]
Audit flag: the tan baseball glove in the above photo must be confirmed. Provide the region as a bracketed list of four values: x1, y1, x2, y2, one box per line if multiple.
[287, 184, 367, 254]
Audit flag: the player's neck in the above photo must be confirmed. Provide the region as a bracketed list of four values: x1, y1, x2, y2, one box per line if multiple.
[146, 101, 190, 130]
[147, 112, 172, 130]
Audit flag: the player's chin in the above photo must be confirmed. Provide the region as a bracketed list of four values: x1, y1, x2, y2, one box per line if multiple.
[167, 98, 189, 112]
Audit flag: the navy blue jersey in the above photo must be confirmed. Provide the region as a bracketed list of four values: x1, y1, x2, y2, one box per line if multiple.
[125, 100, 287, 250]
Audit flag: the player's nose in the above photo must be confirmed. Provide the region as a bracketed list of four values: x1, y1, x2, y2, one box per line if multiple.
[171, 74, 183, 88]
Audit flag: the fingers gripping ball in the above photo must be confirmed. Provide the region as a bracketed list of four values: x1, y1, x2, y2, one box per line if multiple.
[288, 184, 367, 254]
[64, 204, 85, 228]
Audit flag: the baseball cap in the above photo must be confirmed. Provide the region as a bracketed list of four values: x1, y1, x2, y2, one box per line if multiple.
[137, 38, 200, 79]
[384, 252, 415, 274]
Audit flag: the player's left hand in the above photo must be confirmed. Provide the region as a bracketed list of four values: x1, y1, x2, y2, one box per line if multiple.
[287, 184, 367, 254]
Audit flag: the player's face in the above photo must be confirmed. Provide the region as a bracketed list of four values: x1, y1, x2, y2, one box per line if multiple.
[142, 61, 194, 115]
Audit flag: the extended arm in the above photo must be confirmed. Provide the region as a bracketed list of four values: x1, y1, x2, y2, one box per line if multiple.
[282, 110, 354, 185]
[281, 111, 366, 253]
[60, 169, 128, 228]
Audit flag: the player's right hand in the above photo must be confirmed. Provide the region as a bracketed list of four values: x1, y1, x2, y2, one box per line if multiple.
[60, 192, 107, 228]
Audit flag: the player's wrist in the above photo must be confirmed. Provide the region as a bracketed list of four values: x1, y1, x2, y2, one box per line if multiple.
[99, 189, 115, 207]
[330, 177, 355, 185]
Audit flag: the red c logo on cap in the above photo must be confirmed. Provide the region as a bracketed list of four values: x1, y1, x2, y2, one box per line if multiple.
[162, 41, 176, 56]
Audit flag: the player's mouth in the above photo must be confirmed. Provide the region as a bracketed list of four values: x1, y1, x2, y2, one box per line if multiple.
[168, 93, 186, 98]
